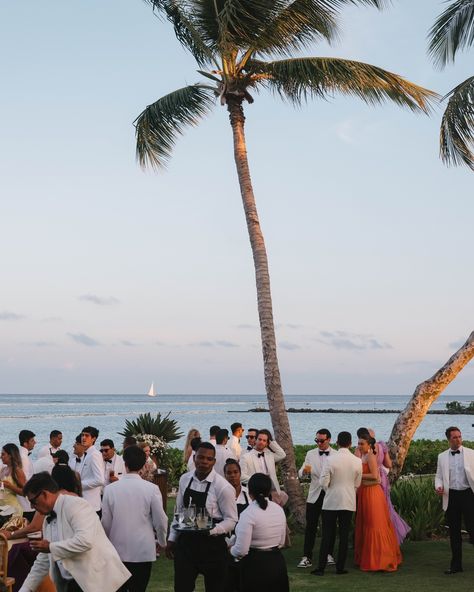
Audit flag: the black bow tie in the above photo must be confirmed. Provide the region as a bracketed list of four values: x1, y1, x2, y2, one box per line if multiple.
[46, 510, 57, 524]
[247, 446, 253, 451]
[319, 451, 330, 456]
[75, 457, 82, 463]
[28, 452, 32, 456]
[257, 452, 265, 458]
[451, 450, 461, 456]
[105, 458, 113, 464]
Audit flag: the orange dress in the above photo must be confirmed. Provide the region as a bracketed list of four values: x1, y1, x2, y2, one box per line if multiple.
[354, 463, 402, 571]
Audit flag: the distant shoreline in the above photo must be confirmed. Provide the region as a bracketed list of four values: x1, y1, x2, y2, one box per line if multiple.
[229, 407, 474, 415]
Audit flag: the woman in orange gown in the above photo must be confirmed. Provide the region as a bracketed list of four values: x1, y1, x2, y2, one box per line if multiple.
[354, 434, 402, 572]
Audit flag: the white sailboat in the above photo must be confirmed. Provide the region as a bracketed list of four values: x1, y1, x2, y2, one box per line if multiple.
[147, 382, 157, 397]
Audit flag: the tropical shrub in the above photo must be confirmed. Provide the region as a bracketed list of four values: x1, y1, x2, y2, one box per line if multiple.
[120, 412, 182, 443]
[391, 475, 444, 540]
[162, 447, 187, 490]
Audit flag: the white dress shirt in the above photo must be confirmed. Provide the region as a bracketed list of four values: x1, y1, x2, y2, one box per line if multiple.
[102, 473, 168, 562]
[19, 446, 34, 512]
[230, 500, 286, 559]
[34, 456, 54, 474]
[103, 454, 125, 487]
[37, 444, 61, 459]
[69, 454, 84, 474]
[448, 447, 471, 490]
[79, 447, 105, 511]
[214, 445, 237, 477]
[169, 469, 238, 542]
[228, 435, 242, 460]
[240, 442, 286, 493]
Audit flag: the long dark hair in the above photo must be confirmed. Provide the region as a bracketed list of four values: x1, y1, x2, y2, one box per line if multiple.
[248, 473, 272, 510]
[51, 465, 82, 496]
[2, 443, 23, 487]
[358, 432, 376, 455]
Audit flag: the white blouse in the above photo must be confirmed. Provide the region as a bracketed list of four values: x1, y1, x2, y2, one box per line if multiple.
[230, 499, 286, 559]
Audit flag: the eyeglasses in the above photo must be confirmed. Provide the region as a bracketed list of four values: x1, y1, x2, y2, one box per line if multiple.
[29, 490, 44, 507]
[315, 438, 328, 444]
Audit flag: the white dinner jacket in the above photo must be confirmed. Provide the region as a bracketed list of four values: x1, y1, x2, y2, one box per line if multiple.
[18, 494, 130, 592]
[19, 446, 34, 512]
[298, 447, 334, 504]
[240, 441, 286, 493]
[103, 453, 126, 487]
[102, 473, 168, 562]
[78, 446, 104, 511]
[214, 444, 237, 477]
[320, 448, 362, 512]
[228, 435, 242, 460]
[435, 446, 474, 511]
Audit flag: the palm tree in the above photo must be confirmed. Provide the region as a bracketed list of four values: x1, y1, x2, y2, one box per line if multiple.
[135, 0, 436, 524]
[428, 0, 474, 169]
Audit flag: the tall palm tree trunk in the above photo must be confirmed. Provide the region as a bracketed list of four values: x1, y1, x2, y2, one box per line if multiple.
[227, 96, 305, 526]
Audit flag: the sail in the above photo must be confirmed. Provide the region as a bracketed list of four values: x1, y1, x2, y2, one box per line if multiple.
[147, 382, 156, 397]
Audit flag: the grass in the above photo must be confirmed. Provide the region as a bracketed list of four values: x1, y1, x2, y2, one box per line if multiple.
[148, 531, 474, 591]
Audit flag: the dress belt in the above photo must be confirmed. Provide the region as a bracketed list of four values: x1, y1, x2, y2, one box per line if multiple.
[249, 546, 280, 553]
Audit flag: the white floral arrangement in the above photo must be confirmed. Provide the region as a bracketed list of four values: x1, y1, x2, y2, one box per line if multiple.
[135, 433, 168, 458]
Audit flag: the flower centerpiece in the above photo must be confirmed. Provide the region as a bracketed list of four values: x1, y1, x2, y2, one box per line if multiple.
[135, 433, 168, 464]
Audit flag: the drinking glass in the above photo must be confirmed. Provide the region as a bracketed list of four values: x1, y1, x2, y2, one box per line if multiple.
[196, 509, 207, 529]
[185, 504, 196, 527]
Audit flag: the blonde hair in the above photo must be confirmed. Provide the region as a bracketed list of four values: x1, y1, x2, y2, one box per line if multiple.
[183, 428, 200, 462]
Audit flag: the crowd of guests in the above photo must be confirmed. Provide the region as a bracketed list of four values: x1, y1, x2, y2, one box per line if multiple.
[0, 422, 473, 591]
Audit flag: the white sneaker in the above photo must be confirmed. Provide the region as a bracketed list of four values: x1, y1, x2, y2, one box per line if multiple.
[327, 554, 335, 566]
[297, 556, 312, 568]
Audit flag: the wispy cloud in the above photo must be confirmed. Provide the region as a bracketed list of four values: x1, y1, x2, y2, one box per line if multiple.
[68, 333, 100, 347]
[42, 316, 63, 323]
[120, 340, 138, 347]
[279, 341, 301, 351]
[78, 294, 119, 306]
[317, 330, 392, 351]
[0, 311, 25, 321]
[22, 341, 56, 347]
[276, 323, 303, 330]
[190, 340, 239, 348]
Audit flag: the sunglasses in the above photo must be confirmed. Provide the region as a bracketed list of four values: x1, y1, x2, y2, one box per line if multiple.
[29, 490, 44, 507]
[315, 438, 328, 444]
[245, 435, 256, 440]
[100, 449, 111, 453]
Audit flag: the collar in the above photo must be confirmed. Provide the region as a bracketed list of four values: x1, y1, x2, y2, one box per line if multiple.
[449, 446, 463, 454]
[193, 468, 217, 484]
[121, 473, 141, 479]
[337, 448, 351, 454]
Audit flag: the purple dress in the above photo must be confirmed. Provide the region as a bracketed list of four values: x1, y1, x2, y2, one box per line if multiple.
[376, 441, 410, 544]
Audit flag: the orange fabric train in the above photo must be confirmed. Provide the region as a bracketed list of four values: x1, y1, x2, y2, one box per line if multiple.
[354, 463, 402, 572]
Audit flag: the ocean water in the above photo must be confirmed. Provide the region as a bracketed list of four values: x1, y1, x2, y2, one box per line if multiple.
[1, 393, 473, 458]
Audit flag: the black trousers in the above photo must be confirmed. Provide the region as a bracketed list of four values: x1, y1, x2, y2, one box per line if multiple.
[318, 510, 352, 572]
[446, 488, 474, 570]
[119, 562, 153, 592]
[303, 491, 327, 559]
[174, 534, 228, 592]
[240, 549, 289, 592]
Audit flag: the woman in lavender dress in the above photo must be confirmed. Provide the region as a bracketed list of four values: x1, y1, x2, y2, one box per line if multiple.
[356, 428, 410, 544]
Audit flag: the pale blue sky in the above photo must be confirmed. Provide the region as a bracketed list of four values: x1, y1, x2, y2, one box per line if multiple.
[1, 0, 472, 396]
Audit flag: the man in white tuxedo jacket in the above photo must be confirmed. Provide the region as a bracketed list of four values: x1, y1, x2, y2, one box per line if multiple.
[99, 439, 126, 488]
[435, 426, 474, 574]
[79, 426, 105, 513]
[297, 429, 335, 569]
[102, 445, 168, 592]
[312, 431, 362, 576]
[19, 472, 130, 592]
[228, 422, 243, 460]
[240, 429, 286, 501]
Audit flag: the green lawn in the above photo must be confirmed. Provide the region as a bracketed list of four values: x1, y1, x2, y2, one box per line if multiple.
[148, 532, 474, 591]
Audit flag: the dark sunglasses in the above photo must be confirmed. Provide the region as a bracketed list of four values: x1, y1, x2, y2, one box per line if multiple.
[245, 435, 256, 440]
[100, 448, 111, 453]
[315, 438, 328, 444]
[28, 490, 44, 506]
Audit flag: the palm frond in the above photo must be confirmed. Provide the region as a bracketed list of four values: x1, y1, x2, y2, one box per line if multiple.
[120, 412, 183, 443]
[428, 0, 474, 67]
[245, 0, 340, 59]
[247, 57, 438, 113]
[440, 76, 474, 169]
[192, 0, 287, 51]
[134, 84, 216, 168]
[145, 0, 218, 67]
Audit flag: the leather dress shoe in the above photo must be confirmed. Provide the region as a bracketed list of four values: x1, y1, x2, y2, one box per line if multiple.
[310, 570, 324, 576]
[444, 568, 463, 575]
